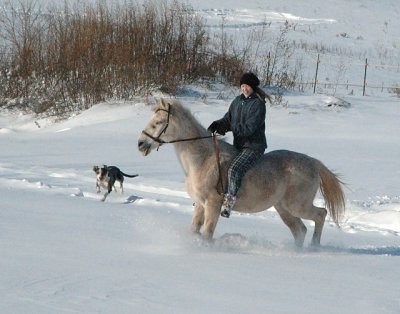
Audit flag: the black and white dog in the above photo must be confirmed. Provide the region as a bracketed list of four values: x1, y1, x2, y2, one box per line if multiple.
[93, 165, 138, 201]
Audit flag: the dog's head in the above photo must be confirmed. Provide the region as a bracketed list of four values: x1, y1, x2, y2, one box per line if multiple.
[93, 165, 100, 174]
[93, 165, 108, 181]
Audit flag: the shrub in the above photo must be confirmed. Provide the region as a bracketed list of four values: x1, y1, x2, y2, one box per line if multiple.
[0, 0, 245, 115]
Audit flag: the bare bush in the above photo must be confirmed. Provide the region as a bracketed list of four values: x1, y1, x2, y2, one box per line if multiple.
[390, 86, 400, 97]
[261, 21, 297, 90]
[0, 0, 245, 115]
[207, 17, 246, 85]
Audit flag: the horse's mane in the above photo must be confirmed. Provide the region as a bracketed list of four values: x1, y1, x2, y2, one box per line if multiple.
[156, 99, 209, 137]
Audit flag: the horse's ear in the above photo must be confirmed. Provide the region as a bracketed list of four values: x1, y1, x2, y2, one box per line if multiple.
[160, 98, 170, 109]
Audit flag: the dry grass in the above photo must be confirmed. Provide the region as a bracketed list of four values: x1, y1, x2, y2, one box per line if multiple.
[0, 0, 245, 115]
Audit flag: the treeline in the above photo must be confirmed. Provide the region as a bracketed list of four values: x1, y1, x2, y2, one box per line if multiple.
[0, 0, 245, 115]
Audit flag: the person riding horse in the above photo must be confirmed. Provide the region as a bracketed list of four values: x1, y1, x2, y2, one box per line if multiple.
[208, 72, 268, 218]
[138, 98, 345, 245]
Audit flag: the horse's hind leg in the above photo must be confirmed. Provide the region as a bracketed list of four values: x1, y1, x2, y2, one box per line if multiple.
[300, 205, 327, 246]
[275, 204, 307, 247]
[191, 203, 205, 234]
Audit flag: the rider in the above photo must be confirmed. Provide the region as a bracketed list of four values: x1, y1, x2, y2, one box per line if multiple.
[207, 72, 269, 218]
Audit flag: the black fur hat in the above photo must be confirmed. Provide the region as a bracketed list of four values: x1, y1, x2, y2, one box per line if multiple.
[239, 72, 260, 90]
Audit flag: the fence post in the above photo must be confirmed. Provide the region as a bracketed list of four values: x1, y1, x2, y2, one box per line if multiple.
[313, 54, 320, 94]
[363, 58, 368, 96]
[266, 51, 271, 85]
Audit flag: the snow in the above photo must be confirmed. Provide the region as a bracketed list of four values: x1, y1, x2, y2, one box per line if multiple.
[2, 93, 400, 314]
[1, 1, 400, 313]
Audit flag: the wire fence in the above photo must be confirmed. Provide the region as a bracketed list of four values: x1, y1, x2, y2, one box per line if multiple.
[296, 54, 400, 96]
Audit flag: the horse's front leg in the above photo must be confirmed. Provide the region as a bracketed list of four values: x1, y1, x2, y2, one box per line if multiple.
[191, 203, 205, 234]
[202, 191, 224, 240]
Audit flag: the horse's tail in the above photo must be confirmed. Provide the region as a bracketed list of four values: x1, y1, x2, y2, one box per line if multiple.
[318, 162, 345, 227]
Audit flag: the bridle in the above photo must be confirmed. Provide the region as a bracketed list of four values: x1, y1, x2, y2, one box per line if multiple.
[141, 103, 215, 145]
[141, 103, 225, 194]
[141, 104, 172, 146]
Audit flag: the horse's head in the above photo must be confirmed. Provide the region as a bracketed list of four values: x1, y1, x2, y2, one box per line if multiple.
[138, 98, 173, 156]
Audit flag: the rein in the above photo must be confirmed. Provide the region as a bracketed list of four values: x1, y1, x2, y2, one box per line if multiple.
[141, 130, 215, 145]
[141, 103, 216, 145]
[212, 134, 225, 194]
[141, 103, 225, 194]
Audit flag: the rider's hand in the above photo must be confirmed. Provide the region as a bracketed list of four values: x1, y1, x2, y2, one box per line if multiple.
[207, 121, 218, 133]
[207, 121, 225, 135]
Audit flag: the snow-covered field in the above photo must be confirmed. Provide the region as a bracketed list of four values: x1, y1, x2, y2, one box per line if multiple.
[1, 0, 400, 313]
[1, 91, 399, 313]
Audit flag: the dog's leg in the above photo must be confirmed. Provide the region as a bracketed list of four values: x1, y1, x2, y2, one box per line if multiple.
[96, 180, 101, 193]
[101, 179, 114, 202]
[101, 192, 109, 202]
[116, 173, 124, 194]
[118, 177, 124, 194]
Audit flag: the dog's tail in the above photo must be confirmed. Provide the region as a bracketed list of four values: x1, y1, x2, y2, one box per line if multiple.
[121, 172, 139, 178]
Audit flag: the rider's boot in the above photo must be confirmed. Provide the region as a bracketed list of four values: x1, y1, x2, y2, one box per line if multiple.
[220, 194, 236, 218]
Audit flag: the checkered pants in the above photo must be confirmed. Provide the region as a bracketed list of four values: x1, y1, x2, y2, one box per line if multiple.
[227, 148, 263, 197]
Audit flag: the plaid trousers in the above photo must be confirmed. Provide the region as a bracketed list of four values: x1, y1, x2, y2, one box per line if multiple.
[227, 148, 263, 197]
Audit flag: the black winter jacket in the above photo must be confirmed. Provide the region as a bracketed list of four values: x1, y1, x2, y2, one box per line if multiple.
[214, 92, 267, 151]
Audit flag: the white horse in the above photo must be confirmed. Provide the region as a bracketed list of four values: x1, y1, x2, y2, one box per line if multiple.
[138, 99, 345, 247]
